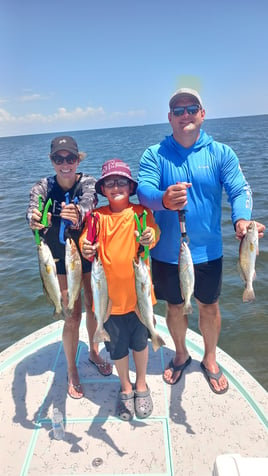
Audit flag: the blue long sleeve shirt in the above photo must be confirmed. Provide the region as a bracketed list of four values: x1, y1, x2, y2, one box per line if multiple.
[137, 130, 252, 264]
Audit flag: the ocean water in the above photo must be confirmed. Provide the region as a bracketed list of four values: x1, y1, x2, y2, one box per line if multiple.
[0, 116, 267, 390]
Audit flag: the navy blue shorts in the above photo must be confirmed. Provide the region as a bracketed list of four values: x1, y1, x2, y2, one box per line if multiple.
[104, 311, 148, 360]
[152, 257, 222, 305]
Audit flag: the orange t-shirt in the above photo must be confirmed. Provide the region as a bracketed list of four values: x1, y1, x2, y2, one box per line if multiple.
[79, 203, 160, 315]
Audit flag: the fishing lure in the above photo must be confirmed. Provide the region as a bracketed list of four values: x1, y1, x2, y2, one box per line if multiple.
[178, 209, 189, 244]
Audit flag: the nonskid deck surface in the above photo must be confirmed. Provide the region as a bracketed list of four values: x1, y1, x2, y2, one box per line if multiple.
[0, 315, 267, 476]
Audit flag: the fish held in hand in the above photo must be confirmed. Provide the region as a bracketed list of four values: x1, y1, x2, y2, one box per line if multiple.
[38, 240, 64, 320]
[133, 257, 165, 351]
[65, 238, 82, 314]
[238, 221, 259, 302]
[91, 256, 111, 343]
[179, 241, 195, 315]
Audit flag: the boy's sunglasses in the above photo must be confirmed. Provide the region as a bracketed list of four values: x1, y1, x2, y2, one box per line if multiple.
[172, 105, 201, 116]
[103, 178, 130, 188]
[51, 153, 78, 165]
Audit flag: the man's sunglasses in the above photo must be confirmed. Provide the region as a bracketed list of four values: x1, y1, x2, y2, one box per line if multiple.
[172, 105, 201, 116]
[103, 178, 130, 188]
[51, 153, 78, 165]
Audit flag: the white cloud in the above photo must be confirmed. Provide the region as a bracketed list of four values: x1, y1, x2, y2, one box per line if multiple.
[0, 109, 15, 122]
[19, 93, 42, 102]
[53, 106, 105, 121]
[0, 105, 147, 125]
[0, 104, 149, 137]
[111, 109, 146, 119]
[0, 105, 105, 124]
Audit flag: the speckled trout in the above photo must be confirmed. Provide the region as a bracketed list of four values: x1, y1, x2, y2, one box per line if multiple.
[179, 241, 195, 315]
[38, 240, 64, 320]
[238, 221, 259, 302]
[133, 257, 165, 351]
[91, 256, 111, 343]
[65, 238, 82, 314]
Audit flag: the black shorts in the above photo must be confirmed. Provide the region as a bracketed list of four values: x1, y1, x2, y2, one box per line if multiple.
[56, 255, 92, 275]
[152, 257, 222, 305]
[104, 311, 148, 360]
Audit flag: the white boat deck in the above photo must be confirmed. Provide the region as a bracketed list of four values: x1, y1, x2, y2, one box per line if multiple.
[0, 314, 267, 476]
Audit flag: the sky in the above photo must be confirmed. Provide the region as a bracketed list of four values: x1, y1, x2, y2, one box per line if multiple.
[1, 0, 268, 137]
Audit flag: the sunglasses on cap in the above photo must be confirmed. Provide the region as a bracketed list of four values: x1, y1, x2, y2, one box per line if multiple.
[103, 178, 130, 188]
[172, 105, 201, 116]
[51, 153, 78, 165]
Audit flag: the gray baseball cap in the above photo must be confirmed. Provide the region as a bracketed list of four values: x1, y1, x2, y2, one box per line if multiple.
[169, 88, 203, 109]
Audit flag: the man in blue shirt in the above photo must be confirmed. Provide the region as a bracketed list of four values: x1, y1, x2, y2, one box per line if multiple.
[137, 88, 265, 393]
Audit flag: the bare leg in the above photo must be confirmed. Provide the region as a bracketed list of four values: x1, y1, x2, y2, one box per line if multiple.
[82, 272, 112, 374]
[114, 355, 132, 394]
[114, 346, 149, 393]
[133, 346, 153, 419]
[197, 299, 228, 392]
[163, 302, 190, 384]
[58, 274, 83, 398]
[114, 355, 135, 421]
[133, 346, 149, 392]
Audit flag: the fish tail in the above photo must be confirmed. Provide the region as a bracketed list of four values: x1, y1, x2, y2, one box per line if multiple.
[64, 306, 73, 318]
[67, 291, 80, 314]
[183, 303, 193, 315]
[53, 298, 65, 320]
[151, 333, 166, 352]
[67, 302, 74, 314]
[93, 328, 111, 343]
[243, 287, 255, 303]
[53, 309, 66, 321]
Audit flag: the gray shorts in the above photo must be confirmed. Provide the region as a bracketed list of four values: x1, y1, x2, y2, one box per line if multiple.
[152, 257, 222, 305]
[104, 311, 148, 360]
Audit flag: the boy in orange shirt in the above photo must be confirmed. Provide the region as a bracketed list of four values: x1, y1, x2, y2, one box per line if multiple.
[79, 159, 160, 421]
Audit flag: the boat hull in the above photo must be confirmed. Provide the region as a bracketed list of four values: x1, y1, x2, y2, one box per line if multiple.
[0, 314, 267, 476]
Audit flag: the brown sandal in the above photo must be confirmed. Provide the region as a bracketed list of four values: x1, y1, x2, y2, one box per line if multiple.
[88, 358, 112, 376]
[67, 381, 84, 399]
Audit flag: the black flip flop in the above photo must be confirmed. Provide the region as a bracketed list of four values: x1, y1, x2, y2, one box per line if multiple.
[200, 362, 229, 394]
[163, 356, 192, 385]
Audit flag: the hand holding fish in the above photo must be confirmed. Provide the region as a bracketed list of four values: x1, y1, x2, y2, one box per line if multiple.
[30, 208, 51, 230]
[235, 219, 265, 240]
[81, 237, 99, 260]
[162, 182, 192, 210]
[60, 201, 80, 227]
[134, 226, 155, 246]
